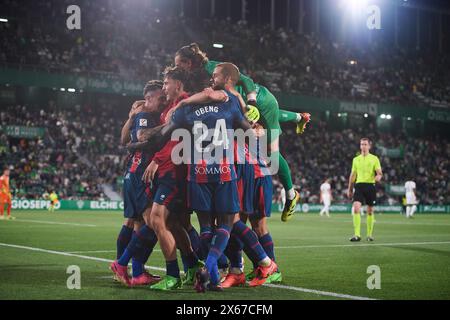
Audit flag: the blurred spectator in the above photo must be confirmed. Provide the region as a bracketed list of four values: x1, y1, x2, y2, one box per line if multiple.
[1, 105, 448, 204]
[0, 0, 449, 108]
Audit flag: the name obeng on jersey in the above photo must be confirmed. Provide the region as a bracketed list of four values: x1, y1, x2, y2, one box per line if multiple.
[194, 105, 219, 117]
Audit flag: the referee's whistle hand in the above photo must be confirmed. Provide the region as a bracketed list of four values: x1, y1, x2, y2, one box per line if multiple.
[347, 190, 353, 199]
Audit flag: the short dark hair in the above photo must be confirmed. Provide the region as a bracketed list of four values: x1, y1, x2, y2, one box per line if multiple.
[143, 80, 163, 96]
[216, 62, 240, 84]
[360, 137, 372, 144]
[163, 66, 190, 87]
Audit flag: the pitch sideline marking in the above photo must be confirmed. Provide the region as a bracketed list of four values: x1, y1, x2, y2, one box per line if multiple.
[0, 242, 375, 300]
[263, 283, 372, 300]
[67, 249, 162, 254]
[0, 242, 165, 272]
[3, 219, 97, 227]
[295, 216, 450, 226]
[66, 241, 450, 253]
[275, 241, 450, 249]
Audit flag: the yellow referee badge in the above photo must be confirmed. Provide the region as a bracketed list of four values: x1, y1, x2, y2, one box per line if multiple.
[245, 105, 260, 123]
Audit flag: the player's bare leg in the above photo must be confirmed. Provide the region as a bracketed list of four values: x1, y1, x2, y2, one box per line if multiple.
[148, 203, 181, 290]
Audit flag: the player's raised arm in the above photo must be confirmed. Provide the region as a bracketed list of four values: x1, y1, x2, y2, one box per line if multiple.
[127, 107, 185, 153]
[176, 88, 228, 109]
[121, 100, 144, 145]
[237, 71, 257, 105]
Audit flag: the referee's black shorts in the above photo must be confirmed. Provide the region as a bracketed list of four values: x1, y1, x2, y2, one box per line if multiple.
[353, 183, 377, 206]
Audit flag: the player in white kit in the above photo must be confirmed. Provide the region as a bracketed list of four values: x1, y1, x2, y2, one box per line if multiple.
[319, 179, 332, 217]
[405, 180, 418, 218]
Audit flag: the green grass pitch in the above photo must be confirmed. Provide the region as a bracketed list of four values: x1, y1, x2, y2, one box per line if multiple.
[1, 210, 450, 300]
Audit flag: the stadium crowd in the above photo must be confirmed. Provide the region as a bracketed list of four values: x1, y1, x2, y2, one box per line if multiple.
[1, 0, 449, 204]
[0, 104, 126, 200]
[276, 122, 450, 205]
[1, 0, 449, 108]
[1, 104, 449, 204]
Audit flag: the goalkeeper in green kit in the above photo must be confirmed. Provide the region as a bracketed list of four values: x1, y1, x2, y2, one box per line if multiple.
[174, 43, 311, 221]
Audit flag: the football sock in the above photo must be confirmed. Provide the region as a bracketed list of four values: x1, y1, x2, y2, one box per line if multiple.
[287, 188, 296, 201]
[225, 234, 244, 269]
[181, 251, 199, 270]
[242, 242, 259, 269]
[166, 259, 180, 279]
[218, 254, 229, 270]
[353, 213, 361, 237]
[232, 221, 268, 262]
[116, 225, 133, 260]
[118, 225, 157, 267]
[199, 226, 213, 260]
[132, 225, 158, 276]
[367, 214, 374, 237]
[181, 254, 189, 273]
[205, 225, 231, 285]
[132, 258, 144, 278]
[118, 231, 137, 266]
[187, 226, 201, 256]
[259, 233, 275, 262]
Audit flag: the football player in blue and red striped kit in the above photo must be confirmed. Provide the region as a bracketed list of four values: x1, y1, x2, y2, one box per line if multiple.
[113, 70, 201, 290]
[165, 63, 278, 291]
[222, 131, 282, 288]
[141, 67, 203, 290]
[112, 80, 166, 286]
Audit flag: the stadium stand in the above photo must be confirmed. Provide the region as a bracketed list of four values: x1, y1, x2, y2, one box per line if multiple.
[0, 0, 448, 204]
[1, 0, 449, 107]
[1, 104, 448, 204]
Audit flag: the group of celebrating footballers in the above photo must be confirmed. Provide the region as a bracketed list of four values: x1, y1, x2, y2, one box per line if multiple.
[110, 43, 311, 292]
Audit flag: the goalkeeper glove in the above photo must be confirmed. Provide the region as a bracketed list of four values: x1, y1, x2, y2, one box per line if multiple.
[245, 105, 260, 123]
